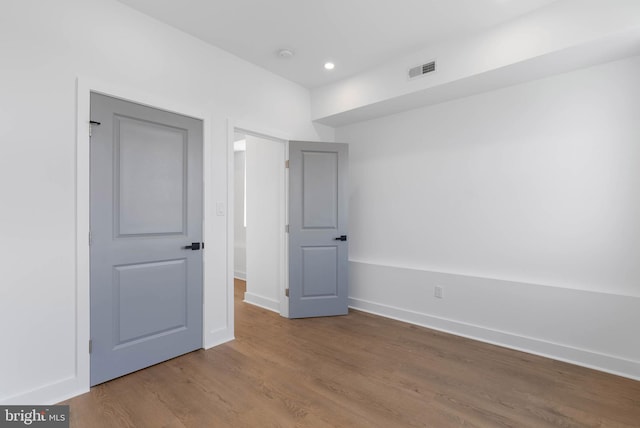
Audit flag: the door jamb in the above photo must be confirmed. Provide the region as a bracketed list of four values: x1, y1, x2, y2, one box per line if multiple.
[76, 77, 220, 394]
[230, 121, 290, 318]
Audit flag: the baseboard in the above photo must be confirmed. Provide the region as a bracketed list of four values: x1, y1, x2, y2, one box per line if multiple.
[0, 375, 88, 406]
[204, 326, 234, 350]
[234, 271, 246, 280]
[349, 297, 640, 381]
[1, 327, 233, 405]
[348, 260, 640, 380]
[243, 292, 280, 313]
[2, 331, 236, 405]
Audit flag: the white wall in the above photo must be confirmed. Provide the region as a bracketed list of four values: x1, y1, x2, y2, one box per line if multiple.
[234, 150, 247, 279]
[244, 136, 286, 312]
[336, 55, 640, 379]
[0, 0, 333, 405]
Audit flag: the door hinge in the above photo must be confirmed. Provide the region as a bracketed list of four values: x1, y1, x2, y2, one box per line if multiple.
[88, 231, 92, 246]
[285, 160, 289, 169]
[285, 288, 289, 297]
[89, 339, 92, 354]
[285, 224, 289, 233]
[89, 120, 100, 137]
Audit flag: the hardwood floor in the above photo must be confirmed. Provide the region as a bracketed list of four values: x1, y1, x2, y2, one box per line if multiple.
[62, 279, 640, 427]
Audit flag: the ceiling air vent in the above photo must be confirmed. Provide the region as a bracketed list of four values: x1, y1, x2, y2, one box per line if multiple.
[408, 60, 436, 79]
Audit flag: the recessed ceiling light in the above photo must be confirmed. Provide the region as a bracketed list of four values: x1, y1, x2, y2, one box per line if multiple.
[324, 62, 335, 70]
[277, 49, 294, 59]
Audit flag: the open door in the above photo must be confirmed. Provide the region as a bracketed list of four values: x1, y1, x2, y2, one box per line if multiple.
[288, 141, 348, 318]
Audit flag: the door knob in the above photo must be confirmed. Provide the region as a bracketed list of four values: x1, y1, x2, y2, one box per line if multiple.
[183, 242, 203, 250]
[334, 235, 347, 241]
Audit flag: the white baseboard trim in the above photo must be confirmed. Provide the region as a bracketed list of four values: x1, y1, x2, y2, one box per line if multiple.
[243, 292, 280, 313]
[1, 329, 235, 405]
[204, 326, 235, 350]
[0, 375, 88, 406]
[234, 271, 246, 280]
[349, 297, 640, 381]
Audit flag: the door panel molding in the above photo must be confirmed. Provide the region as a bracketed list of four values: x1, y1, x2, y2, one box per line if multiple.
[114, 115, 188, 237]
[301, 151, 339, 230]
[112, 258, 188, 347]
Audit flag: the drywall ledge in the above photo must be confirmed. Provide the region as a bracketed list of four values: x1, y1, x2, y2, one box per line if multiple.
[313, 28, 640, 127]
[348, 261, 640, 380]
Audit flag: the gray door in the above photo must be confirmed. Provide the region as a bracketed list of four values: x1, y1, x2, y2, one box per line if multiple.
[288, 141, 348, 318]
[90, 93, 203, 386]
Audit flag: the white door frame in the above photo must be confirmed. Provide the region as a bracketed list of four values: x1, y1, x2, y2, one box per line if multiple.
[75, 77, 231, 396]
[230, 121, 290, 318]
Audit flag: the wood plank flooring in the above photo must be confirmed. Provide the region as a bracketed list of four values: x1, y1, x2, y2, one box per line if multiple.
[62, 279, 640, 427]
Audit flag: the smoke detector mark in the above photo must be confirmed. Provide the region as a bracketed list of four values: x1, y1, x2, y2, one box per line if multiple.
[278, 49, 295, 59]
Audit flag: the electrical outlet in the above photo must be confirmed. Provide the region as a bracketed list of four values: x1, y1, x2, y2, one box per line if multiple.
[434, 285, 443, 299]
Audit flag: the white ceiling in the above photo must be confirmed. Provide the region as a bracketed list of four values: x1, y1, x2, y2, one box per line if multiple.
[117, 0, 559, 89]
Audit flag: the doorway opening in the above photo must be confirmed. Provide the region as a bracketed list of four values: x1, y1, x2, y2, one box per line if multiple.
[233, 130, 288, 317]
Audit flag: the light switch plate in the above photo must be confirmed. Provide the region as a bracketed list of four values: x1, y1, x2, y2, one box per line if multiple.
[216, 201, 225, 216]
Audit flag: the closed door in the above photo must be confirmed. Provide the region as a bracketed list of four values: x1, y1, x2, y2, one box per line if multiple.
[90, 93, 203, 386]
[288, 141, 349, 318]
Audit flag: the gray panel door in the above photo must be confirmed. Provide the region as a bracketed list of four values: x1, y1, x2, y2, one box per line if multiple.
[289, 141, 348, 318]
[90, 93, 203, 386]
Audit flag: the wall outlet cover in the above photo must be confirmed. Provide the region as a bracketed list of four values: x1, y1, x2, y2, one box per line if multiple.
[434, 285, 443, 299]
